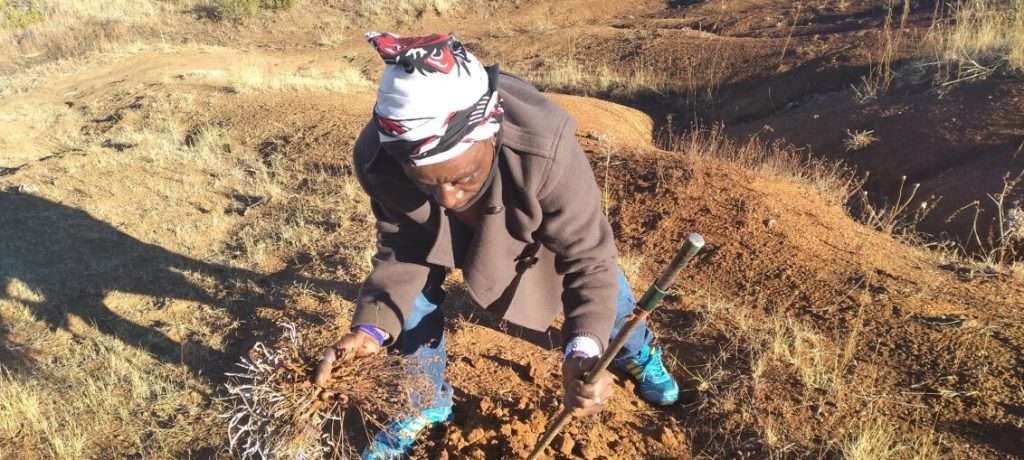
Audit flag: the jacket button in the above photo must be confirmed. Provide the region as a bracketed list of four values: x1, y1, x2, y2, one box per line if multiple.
[485, 204, 504, 214]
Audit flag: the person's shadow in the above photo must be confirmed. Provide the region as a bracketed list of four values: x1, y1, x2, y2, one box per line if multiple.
[0, 191, 357, 380]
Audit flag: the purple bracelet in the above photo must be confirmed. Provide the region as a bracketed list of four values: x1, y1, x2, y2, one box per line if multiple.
[353, 324, 387, 346]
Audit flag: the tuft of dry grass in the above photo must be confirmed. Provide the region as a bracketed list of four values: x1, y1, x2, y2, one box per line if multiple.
[844, 129, 879, 152]
[842, 419, 899, 460]
[852, 0, 910, 103]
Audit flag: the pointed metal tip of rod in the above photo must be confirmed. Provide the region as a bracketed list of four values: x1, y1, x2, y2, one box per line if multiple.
[686, 232, 705, 249]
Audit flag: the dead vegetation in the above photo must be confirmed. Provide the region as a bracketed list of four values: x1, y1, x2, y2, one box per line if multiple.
[660, 124, 858, 207]
[843, 129, 879, 152]
[927, 0, 1024, 85]
[222, 323, 433, 459]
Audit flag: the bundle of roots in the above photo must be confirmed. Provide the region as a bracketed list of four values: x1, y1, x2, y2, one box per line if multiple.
[221, 323, 433, 459]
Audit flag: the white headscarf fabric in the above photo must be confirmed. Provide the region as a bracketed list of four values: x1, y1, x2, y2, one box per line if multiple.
[367, 32, 503, 167]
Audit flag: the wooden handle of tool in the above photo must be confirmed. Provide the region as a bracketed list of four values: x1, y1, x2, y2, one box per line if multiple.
[525, 233, 705, 460]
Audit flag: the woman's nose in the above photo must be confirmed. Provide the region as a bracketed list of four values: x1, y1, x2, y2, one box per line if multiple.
[436, 183, 463, 208]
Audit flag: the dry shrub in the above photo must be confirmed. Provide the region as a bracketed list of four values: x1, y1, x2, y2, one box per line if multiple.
[222, 323, 435, 459]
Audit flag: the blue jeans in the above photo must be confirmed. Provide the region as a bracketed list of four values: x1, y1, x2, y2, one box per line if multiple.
[395, 266, 653, 409]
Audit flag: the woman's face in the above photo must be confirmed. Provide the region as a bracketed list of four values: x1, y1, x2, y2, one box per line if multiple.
[401, 137, 496, 210]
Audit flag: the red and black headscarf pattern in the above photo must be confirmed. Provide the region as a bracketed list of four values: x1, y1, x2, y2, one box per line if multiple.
[366, 32, 503, 167]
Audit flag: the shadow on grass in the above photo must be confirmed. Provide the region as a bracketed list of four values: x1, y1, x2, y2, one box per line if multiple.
[0, 191, 357, 381]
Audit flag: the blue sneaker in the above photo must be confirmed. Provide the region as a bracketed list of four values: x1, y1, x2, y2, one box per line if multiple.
[361, 405, 452, 460]
[614, 344, 679, 406]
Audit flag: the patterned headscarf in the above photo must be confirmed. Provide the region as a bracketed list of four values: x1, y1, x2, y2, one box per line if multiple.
[367, 32, 503, 167]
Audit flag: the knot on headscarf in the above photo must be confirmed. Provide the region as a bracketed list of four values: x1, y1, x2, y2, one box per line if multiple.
[366, 32, 503, 167]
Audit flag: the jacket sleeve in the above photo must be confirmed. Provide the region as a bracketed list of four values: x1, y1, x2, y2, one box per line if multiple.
[534, 117, 619, 352]
[349, 195, 434, 345]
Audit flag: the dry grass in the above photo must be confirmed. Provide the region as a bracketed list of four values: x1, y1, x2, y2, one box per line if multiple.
[0, 296, 216, 457]
[926, 0, 1024, 84]
[500, 32, 729, 102]
[946, 170, 1024, 265]
[512, 53, 666, 98]
[0, 0, 44, 29]
[682, 294, 946, 458]
[0, 0, 176, 65]
[854, 175, 938, 236]
[177, 66, 371, 94]
[661, 124, 859, 207]
[841, 419, 900, 460]
[350, 0, 461, 17]
[204, 0, 295, 20]
[852, 0, 910, 103]
[233, 67, 370, 94]
[844, 129, 879, 152]
[0, 81, 282, 458]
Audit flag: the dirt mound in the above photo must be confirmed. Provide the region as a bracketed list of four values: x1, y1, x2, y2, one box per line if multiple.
[548, 93, 654, 147]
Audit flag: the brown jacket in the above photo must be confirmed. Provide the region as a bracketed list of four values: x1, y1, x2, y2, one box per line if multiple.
[350, 73, 619, 351]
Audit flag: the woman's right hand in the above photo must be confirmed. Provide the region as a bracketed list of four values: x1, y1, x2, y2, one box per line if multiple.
[313, 330, 383, 386]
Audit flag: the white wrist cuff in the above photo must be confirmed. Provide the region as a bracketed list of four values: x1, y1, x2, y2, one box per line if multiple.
[564, 336, 601, 359]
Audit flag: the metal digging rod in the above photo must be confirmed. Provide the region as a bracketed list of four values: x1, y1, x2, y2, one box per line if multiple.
[526, 232, 705, 460]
